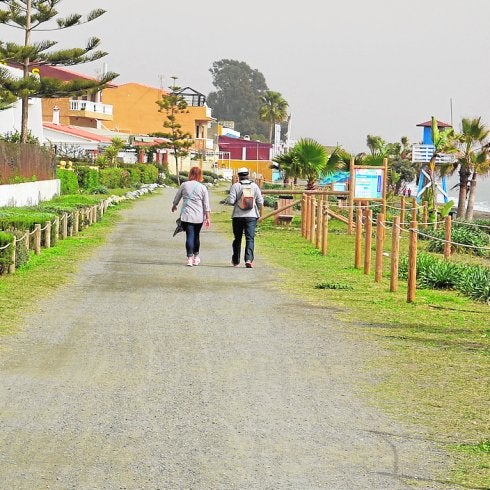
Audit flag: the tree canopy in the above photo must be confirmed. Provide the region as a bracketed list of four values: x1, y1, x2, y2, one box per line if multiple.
[0, 0, 118, 142]
[207, 59, 269, 140]
[156, 80, 193, 185]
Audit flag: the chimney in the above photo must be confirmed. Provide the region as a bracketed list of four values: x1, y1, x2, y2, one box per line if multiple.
[52, 106, 60, 125]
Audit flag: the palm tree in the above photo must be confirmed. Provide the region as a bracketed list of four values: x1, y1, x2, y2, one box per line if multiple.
[272, 150, 300, 187]
[292, 138, 327, 189]
[465, 146, 489, 220]
[454, 117, 489, 218]
[259, 91, 289, 144]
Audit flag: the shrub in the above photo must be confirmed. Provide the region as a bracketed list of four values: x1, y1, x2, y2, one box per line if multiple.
[203, 170, 219, 180]
[57, 169, 79, 195]
[424, 224, 489, 256]
[0, 230, 14, 274]
[399, 252, 490, 303]
[14, 230, 29, 269]
[456, 266, 490, 304]
[75, 165, 99, 190]
[99, 167, 131, 189]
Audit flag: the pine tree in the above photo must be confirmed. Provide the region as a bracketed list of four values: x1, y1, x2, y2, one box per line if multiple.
[156, 78, 193, 185]
[0, 0, 118, 142]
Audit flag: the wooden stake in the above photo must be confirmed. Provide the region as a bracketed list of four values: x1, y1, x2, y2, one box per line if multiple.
[310, 196, 316, 245]
[354, 208, 362, 269]
[375, 213, 384, 283]
[407, 220, 418, 303]
[444, 216, 452, 259]
[400, 196, 406, 229]
[364, 210, 373, 275]
[316, 195, 323, 248]
[44, 221, 51, 249]
[62, 212, 68, 239]
[8, 236, 16, 274]
[321, 202, 328, 256]
[34, 224, 41, 255]
[422, 201, 428, 229]
[390, 216, 400, 292]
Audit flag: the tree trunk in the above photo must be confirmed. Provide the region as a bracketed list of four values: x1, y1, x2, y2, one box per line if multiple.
[21, 0, 32, 144]
[174, 151, 180, 185]
[465, 171, 477, 221]
[456, 166, 470, 218]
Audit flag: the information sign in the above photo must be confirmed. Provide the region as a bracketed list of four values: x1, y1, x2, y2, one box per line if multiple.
[353, 168, 384, 200]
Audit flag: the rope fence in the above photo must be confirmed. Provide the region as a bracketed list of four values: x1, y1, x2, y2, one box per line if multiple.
[259, 191, 489, 304]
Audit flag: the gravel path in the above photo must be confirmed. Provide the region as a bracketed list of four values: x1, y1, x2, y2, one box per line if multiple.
[0, 189, 450, 489]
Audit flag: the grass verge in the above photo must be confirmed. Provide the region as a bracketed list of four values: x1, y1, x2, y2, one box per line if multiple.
[212, 190, 489, 489]
[0, 201, 130, 336]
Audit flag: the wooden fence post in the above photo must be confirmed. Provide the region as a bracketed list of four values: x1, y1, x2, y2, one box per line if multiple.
[321, 202, 328, 256]
[400, 196, 406, 229]
[375, 213, 384, 283]
[92, 205, 97, 223]
[73, 210, 79, 236]
[8, 236, 16, 274]
[423, 201, 428, 229]
[407, 220, 418, 303]
[34, 224, 41, 255]
[316, 195, 323, 248]
[53, 216, 60, 245]
[390, 216, 400, 292]
[354, 208, 362, 269]
[62, 213, 68, 239]
[24, 230, 30, 251]
[364, 210, 373, 275]
[301, 194, 307, 238]
[411, 198, 417, 221]
[44, 221, 51, 249]
[444, 216, 452, 259]
[310, 196, 316, 245]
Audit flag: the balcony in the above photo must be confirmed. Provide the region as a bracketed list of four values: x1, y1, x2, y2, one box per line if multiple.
[69, 100, 113, 121]
[412, 144, 456, 164]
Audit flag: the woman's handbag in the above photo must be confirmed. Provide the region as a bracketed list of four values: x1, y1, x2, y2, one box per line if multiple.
[172, 182, 199, 237]
[173, 217, 184, 236]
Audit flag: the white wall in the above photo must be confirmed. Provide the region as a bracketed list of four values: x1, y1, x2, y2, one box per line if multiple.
[0, 179, 61, 207]
[0, 66, 44, 141]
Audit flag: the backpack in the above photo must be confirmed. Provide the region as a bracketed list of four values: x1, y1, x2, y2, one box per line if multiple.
[238, 182, 255, 210]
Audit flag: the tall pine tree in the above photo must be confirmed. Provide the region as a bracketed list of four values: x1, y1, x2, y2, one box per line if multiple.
[156, 78, 193, 185]
[0, 0, 118, 142]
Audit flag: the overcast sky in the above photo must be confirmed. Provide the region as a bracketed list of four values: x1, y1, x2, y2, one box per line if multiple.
[21, 0, 490, 153]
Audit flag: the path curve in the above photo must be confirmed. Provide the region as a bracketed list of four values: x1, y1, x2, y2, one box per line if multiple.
[0, 189, 449, 489]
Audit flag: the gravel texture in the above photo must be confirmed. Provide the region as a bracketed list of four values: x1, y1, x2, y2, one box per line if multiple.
[0, 189, 452, 489]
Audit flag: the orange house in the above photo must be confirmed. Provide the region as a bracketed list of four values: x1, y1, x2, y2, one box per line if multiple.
[102, 84, 214, 149]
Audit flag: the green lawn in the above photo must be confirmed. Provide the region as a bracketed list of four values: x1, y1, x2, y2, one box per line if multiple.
[213, 193, 489, 489]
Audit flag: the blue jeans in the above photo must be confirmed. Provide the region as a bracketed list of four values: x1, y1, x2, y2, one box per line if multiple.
[182, 221, 203, 257]
[232, 217, 257, 265]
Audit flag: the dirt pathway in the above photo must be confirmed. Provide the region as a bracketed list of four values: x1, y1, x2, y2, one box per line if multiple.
[0, 189, 449, 489]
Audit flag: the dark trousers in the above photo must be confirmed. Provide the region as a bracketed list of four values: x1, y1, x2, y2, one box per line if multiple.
[232, 217, 257, 265]
[182, 222, 203, 257]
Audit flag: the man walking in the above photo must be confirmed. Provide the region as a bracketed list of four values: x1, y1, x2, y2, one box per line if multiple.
[228, 167, 263, 268]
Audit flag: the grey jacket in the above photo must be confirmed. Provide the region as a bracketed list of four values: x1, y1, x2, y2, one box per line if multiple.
[228, 179, 263, 218]
[173, 180, 210, 223]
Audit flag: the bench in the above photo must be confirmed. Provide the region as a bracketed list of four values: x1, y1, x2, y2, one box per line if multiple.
[274, 196, 294, 226]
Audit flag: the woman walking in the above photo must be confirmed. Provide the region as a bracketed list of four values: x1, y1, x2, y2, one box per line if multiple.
[172, 167, 211, 266]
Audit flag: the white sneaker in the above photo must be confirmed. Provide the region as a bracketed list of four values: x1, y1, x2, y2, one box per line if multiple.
[186, 257, 193, 267]
[193, 255, 201, 266]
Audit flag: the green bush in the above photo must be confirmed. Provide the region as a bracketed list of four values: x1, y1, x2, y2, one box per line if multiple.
[88, 185, 109, 195]
[14, 230, 29, 269]
[75, 166, 99, 190]
[203, 170, 219, 180]
[425, 224, 489, 257]
[456, 266, 490, 304]
[0, 230, 14, 274]
[399, 252, 490, 303]
[99, 167, 131, 189]
[57, 168, 79, 195]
